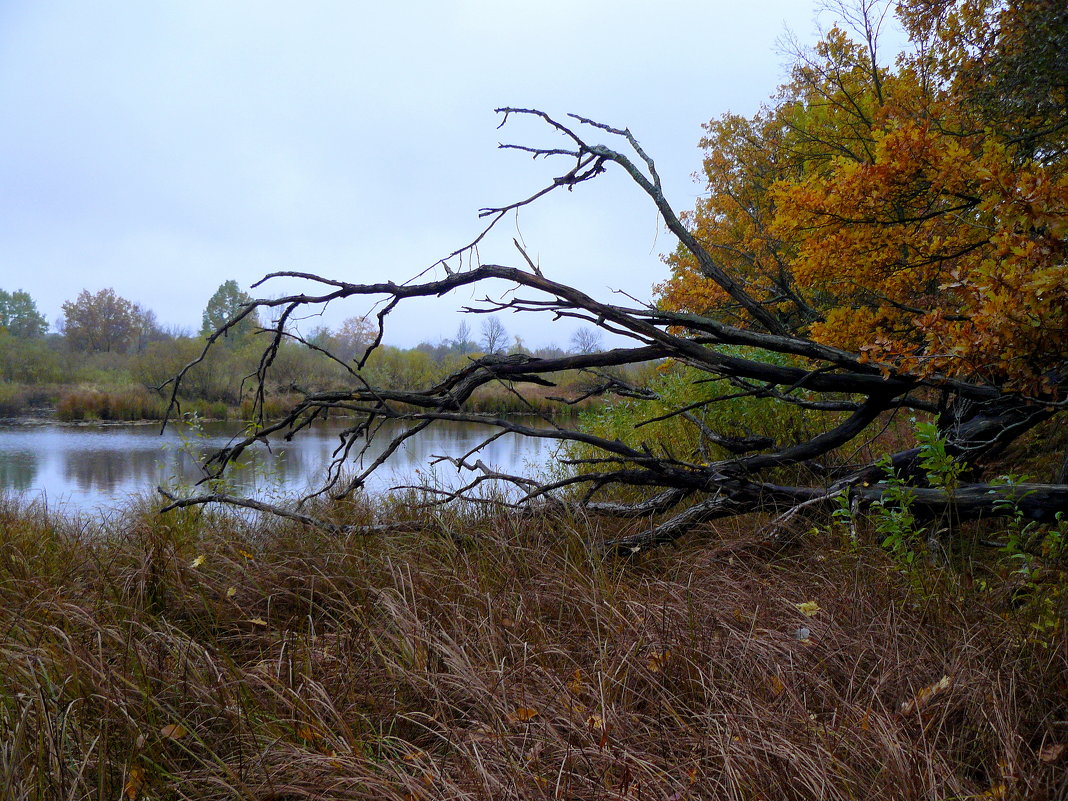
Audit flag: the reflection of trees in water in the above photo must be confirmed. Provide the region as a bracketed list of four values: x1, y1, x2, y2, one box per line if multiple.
[63, 448, 163, 492]
[4, 419, 555, 504]
[184, 442, 309, 494]
[0, 450, 38, 492]
[350, 420, 553, 486]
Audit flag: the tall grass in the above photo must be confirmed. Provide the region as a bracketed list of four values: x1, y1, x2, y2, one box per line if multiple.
[0, 495, 1064, 800]
[56, 387, 169, 421]
[47, 384, 596, 424]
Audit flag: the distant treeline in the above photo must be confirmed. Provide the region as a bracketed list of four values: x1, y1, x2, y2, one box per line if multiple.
[0, 281, 622, 420]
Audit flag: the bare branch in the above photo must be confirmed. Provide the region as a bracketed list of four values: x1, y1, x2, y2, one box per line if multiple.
[160, 108, 1066, 552]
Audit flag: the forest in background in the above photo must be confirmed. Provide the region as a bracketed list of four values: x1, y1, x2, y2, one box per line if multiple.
[0, 281, 614, 420]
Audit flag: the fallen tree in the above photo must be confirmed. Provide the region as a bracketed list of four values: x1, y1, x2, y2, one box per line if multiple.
[160, 104, 1066, 552]
[162, 3, 1068, 552]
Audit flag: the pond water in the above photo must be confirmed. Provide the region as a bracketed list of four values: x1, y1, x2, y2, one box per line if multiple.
[0, 418, 558, 515]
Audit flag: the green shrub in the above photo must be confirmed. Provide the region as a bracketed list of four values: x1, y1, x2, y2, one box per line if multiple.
[0, 383, 30, 416]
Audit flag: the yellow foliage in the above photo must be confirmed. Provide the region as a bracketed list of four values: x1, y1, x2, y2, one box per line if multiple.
[657, 2, 1067, 393]
[794, 601, 821, 617]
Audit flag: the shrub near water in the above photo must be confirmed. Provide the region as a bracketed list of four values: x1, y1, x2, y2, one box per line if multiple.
[55, 387, 168, 421]
[0, 384, 32, 417]
[0, 496, 1065, 800]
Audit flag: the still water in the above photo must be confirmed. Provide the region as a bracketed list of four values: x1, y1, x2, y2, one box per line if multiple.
[0, 418, 556, 515]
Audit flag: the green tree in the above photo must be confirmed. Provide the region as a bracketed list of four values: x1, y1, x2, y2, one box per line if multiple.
[201, 280, 260, 343]
[61, 288, 138, 353]
[0, 289, 48, 338]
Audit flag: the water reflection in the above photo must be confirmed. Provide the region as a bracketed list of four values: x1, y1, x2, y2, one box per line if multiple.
[0, 447, 38, 492]
[0, 418, 555, 514]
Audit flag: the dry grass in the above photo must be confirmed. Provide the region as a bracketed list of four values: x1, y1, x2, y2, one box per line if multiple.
[0, 496, 1065, 800]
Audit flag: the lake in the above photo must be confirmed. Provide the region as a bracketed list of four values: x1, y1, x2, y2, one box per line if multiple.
[0, 418, 558, 515]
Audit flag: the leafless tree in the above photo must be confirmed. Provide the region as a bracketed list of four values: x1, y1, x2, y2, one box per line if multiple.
[454, 320, 474, 355]
[570, 327, 604, 355]
[161, 109, 1067, 553]
[479, 316, 508, 355]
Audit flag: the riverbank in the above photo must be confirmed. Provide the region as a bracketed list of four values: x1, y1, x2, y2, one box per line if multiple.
[1, 496, 1065, 800]
[0, 381, 603, 425]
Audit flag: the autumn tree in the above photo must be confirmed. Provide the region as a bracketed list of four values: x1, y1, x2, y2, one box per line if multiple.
[61, 288, 140, 353]
[163, 2, 1066, 553]
[200, 280, 260, 344]
[334, 315, 377, 362]
[658, 0, 1067, 394]
[0, 289, 48, 338]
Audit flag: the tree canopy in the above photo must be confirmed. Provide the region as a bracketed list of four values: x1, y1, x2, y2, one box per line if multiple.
[61, 288, 140, 353]
[200, 280, 260, 343]
[657, 0, 1067, 395]
[0, 289, 48, 338]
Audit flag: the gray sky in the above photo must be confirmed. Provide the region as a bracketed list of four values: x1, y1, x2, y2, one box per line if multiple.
[1, 1, 833, 348]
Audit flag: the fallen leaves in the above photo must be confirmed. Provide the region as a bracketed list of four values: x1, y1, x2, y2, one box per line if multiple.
[123, 766, 145, 799]
[1038, 742, 1067, 764]
[646, 649, 671, 672]
[507, 706, 538, 724]
[794, 601, 821, 617]
[160, 723, 188, 739]
[766, 673, 786, 697]
[900, 675, 952, 715]
[568, 669, 584, 695]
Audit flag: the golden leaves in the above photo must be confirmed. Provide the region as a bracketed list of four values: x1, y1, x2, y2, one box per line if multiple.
[568, 669, 584, 695]
[766, 673, 787, 697]
[646, 649, 671, 672]
[655, 20, 1068, 392]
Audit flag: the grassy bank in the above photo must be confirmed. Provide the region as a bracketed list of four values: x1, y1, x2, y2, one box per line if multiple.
[0, 381, 600, 423]
[0, 497, 1065, 800]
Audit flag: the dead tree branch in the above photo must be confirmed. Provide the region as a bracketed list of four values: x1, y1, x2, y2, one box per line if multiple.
[161, 109, 1067, 552]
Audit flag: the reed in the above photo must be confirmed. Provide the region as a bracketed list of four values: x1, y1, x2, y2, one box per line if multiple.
[0, 495, 1064, 800]
[55, 387, 169, 422]
[0, 383, 32, 417]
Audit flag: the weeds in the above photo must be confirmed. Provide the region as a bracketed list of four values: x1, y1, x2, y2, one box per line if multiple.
[0, 495, 1065, 800]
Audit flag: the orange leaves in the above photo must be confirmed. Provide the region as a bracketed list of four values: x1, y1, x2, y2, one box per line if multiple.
[507, 706, 538, 724]
[123, 766, 145, 800]
[655, 6, 1067, 394]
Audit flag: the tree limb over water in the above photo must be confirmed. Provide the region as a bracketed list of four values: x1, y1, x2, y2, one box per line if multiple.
[162, 109, 1067, 551]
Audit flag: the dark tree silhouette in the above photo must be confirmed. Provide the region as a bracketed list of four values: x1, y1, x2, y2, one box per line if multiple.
[161, 109, 1067, 552]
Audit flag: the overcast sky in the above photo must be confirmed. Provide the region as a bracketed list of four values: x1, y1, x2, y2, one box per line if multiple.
[2, 1, 850, 349]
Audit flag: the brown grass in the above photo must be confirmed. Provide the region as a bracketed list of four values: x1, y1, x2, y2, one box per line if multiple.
[56, 387, 169, 421]
[0, 496, 1065, 800]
